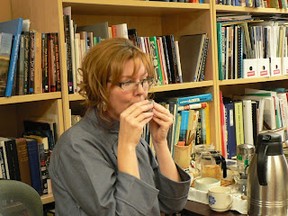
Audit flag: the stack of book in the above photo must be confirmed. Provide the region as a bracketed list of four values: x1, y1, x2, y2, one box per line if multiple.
[220, 88, 288, 159]
[63, 6, 210, 93]
[0, 18, 61, 97]
[0, 117, 57, 195]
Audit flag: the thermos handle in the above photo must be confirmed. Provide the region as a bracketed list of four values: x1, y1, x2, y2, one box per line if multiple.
[257, 143, 268, 186]
[220, 155, 227, 178]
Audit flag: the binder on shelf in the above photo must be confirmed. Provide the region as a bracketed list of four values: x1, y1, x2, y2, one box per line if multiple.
[282, 57, 288, 75]
[243, 59, 257, 78]
[258, 58, 270, 77]
[270, 57, 282, 77]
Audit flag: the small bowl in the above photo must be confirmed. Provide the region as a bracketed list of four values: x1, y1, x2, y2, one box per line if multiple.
[194, 177, 221, 192]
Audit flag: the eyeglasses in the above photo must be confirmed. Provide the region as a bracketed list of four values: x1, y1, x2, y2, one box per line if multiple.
[116, 78, 155, 92]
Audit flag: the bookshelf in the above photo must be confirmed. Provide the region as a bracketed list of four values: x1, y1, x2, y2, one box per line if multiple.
[3, 0, 287, 206]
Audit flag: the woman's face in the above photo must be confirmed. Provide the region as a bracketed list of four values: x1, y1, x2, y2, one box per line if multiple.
[107, 59, 149, 120]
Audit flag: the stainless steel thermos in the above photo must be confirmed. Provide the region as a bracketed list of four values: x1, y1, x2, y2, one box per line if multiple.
[247, 133, 288, 216]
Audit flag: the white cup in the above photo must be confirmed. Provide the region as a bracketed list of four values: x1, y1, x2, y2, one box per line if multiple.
[208, 186, 232, 212]
[194, 177, 220, 192]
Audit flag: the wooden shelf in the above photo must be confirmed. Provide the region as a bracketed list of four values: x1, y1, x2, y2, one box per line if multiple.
[215, 4, 288, 14]
[0, 92, 62, 105]
[69, 93, 85, 101]
[150, 81, 214, 93]
[219, 75, 288, 86]
[41, 193, 54, 205]
[62, 0, 210, 16]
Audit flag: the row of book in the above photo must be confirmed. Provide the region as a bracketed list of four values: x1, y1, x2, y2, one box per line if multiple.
[217, 15, 288, 80]
[0, 18, 61, 97]
[142, 93, 213, 156]
[220, 88, 288, 159]
[216, 0, 287, 8]
[0, 118, 57, 195]
[63, 6, 209, 94]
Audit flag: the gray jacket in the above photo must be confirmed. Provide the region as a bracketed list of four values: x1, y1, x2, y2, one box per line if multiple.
[49, 109, 191, 216]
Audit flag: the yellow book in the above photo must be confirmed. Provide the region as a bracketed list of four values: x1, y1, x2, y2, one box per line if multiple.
[234, 101, 244, 145]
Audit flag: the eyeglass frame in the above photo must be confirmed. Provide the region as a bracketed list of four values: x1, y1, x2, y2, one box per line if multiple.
[114, 77, 155, 91]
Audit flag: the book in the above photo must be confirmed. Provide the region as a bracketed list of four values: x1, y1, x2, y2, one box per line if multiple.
[175, 93, 213, 106]
[0, 137, 20, 180]
[0, 18, 23, 97]
[23, 120, 56, 150]
[15, 138, 31, 185]
[25, 138, 42, 195]
[178, 33, 207, 82]
[0, 145, 6, 178]
[16, 34, 25, 95]
[0, 32, 13, 96]
[77, 21, 109, 40]
[163, 35, 180, 83]
[0, 138, 10, 179]
[242, 99, 254, 145]
[149, 36, 163, 85]
[234, 101, 244, 146]
[24, 134, 49, 195]
[198, 37, 210, 81]
[63, 13, 74, 94]
[111, 23, 129, 39]
[179, 110, 189, 143]
[224, 100, 237, 159]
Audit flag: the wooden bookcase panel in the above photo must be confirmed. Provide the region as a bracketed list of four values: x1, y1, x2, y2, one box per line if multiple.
[0, 99, 64, 139]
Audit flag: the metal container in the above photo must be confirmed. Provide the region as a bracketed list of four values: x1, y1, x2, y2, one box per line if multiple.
[247, 133, 288, 216]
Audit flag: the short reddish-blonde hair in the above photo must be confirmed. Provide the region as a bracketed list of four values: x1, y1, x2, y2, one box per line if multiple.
[78, 38, 155, 123]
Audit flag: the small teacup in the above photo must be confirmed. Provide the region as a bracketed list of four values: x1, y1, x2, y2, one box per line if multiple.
[208, 186, 232, 212]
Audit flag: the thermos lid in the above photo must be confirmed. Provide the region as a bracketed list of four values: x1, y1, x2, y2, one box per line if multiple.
[256, 133, 283, 155]
[237, 143, 255, 155]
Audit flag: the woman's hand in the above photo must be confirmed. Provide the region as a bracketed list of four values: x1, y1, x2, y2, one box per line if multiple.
[149, 102, 174, 146]
[118, 100, 154, 149]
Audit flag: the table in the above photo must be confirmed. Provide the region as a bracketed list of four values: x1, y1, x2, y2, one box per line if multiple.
[181, 200, 246, 216]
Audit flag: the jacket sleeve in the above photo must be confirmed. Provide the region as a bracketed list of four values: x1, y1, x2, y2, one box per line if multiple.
[154, 165, 191, 214]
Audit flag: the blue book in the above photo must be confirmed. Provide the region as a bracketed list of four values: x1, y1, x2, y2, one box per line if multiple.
[0, 18, 23, 97]
[176, 93, 213, 106]
[179, 110, 189, 142]
[26, 138, 42, 195]
[224, 101, 237, 159]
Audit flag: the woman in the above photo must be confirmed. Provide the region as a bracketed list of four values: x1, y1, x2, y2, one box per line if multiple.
[49, 38, 191, 215]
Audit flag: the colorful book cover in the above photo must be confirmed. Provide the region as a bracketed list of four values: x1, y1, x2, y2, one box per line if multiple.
[0, 18, 23, 97]
[0, 32, 13, 96]
[176, 93, 213, 106]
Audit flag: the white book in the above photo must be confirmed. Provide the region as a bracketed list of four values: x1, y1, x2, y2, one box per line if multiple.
[0, 137, 11, 179]
[242, 100, 254, 145]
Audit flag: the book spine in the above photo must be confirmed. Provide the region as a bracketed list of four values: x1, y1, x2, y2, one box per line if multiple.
[23, 32, 30, 94]
[149, 36, 163, 85]
[63, 15, 74, 94]
[53, 33, 61, 92]
[16, 138, 31, 185]
[0, 146, 6, 178]
[177, 93, 213, 106]
[38, 143, 48, 195]
[161, 36, 172, 84]
[29, 31, 35, 94]
[16, 34, 25, 95]
[0, 33, 13, 96]
[42, 33, 49, 92]
[48, 33, 56, 92]
[5, 139, 20, 180]
[33, 31, 43, 94]
[234, 101, 244, 145]
[26, 140, 42, 195]
[224, 102, 237, 159]
[5, 19, 23, 96]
